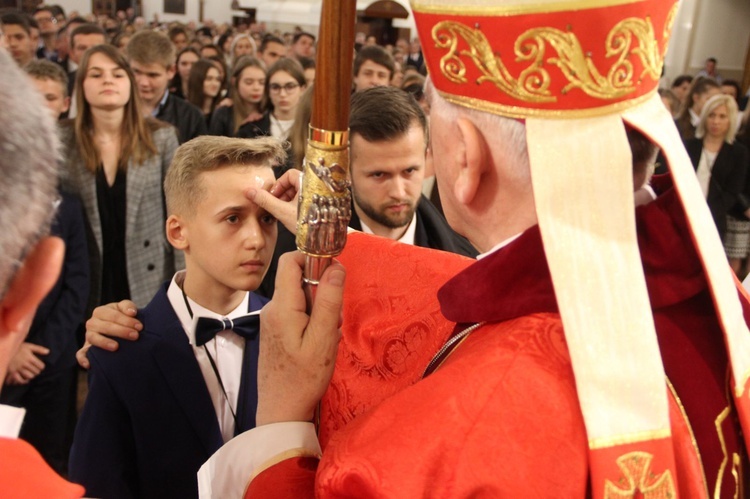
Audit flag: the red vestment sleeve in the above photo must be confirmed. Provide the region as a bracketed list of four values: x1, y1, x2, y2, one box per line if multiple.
[245, 456, 318, 498]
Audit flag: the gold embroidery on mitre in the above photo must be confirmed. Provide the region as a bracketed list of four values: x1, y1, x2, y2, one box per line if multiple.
[603, 452, 676, 498]
[431, 16, 666, 103]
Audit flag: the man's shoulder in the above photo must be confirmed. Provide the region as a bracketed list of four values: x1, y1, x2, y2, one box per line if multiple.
[0, 438, 84, 498]
[166, 93, 204, 118]
[415, 195, 478, 257]
[89, 285, 178, 365]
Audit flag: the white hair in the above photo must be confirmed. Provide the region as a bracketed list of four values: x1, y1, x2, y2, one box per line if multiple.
[0, 50, 60, 298]
[424, 78, 530, 182]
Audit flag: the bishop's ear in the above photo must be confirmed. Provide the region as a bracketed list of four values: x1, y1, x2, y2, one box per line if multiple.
[454, 117, 488, 206]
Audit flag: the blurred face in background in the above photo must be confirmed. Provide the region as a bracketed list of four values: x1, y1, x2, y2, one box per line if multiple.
[238, 65, 265, 106]
[178, 51, 200, 82]
[706, 104, 730, 140]
[203, 67, 222, 99]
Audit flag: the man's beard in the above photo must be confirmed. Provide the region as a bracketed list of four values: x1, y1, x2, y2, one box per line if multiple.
[353, 191, 418, 229]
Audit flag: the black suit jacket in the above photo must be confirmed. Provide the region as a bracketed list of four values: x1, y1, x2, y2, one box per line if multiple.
[157, 94, 207, 144]
[69, 284, 267, 499]
[257, 195, 477, 298]
[686, 138, 750, 241]
[348, 195, 477, 257]
[23, 190, 90, 370]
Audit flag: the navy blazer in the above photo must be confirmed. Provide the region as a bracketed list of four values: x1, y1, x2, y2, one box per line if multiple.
[69, 283, 267, 499]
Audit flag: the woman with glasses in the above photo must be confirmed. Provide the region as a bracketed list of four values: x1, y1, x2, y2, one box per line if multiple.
[240, 58, 306, 141]
[59, 45, 180, 309]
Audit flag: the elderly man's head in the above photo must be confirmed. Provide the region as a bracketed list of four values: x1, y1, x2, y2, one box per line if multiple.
[0, 50, 64, 383]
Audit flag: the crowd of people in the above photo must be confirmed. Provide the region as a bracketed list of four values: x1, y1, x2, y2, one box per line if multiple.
[659, 61, 750, 278]
[0, 0, 750, 497]
[0, 4, 460, 496]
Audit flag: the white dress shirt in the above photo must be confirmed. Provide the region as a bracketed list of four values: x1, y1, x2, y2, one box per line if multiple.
[696, 149, 717, 198]
[0, 404, 25, 438]
[167, 271, 255, 443]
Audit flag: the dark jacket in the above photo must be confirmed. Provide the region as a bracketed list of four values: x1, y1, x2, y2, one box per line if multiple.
[25, 190, 90, 370]
[685, 138, 750, 241]
[208, 105, 239, 137]
[236, 112, 272, 139]
[257, 195, 477, 298]
[156, 94, 207, 144]
[349, 195, 478, 258]
[69, 284, 267, 499]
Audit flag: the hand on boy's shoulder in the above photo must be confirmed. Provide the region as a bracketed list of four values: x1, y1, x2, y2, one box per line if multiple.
[76, 300, 142, 369]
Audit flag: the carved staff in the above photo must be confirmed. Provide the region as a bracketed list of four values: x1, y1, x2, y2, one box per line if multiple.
[296, 0, 357, 307]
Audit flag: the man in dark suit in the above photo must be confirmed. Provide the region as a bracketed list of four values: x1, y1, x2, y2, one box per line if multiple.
[346, 86, 476, 256]
[257, 86, 475, 297]
[126, 30, 207, 144]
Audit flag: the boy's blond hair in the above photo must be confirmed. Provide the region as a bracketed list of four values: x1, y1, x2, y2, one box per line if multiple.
[165, 136, 286, 217]
[25, 59, 69, 97]
[126, 30, 176, 68]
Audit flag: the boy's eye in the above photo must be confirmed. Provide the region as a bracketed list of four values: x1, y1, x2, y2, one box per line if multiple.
[226, 215, 240, 224]
[261, 214, 276, 226]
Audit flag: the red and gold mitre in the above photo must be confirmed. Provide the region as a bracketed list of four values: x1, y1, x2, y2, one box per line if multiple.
[413, 0, 676, 118]
[412, 1, 750, 498]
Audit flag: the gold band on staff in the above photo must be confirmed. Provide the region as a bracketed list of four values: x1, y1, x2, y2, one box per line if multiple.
[308, 126, 349, 148]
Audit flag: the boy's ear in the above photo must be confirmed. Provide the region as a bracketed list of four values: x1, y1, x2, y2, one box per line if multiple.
[166, 64, 176, 81]
[166, 214, 188, 251]
[61, 95, 71, 115]
[0, 236, 64, 338]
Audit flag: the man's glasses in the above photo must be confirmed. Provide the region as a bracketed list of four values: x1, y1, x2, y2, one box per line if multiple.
[269, 82, 300, 94]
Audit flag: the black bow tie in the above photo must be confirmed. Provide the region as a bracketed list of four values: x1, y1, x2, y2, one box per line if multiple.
[194, 314, 260, 346]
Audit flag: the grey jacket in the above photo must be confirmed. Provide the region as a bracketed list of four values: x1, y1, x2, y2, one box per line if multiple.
[59, 122, 183, 309]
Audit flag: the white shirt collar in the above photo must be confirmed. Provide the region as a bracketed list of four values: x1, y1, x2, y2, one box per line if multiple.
[0, 404, 25, 438]
[359, 212, 418, 246]
[477, 233, 523, 260]
[166, 271, 254, 346]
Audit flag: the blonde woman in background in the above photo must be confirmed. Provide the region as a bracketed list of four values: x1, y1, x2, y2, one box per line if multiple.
[685, 93, 750, 276]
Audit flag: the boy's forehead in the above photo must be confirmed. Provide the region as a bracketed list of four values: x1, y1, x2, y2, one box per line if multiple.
[200, 163, 275, 188]
[31, 76, 65, 93]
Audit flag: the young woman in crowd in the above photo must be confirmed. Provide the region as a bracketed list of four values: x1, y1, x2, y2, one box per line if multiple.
[685, 93, 750, 275]
[206, 54, 229, 96]
[209, 55, 267, 137]
[187, 58, 223, 126]
[170, 47, 200, 99]
[229, 34, 256, 67]
[240, 57, 305, 141]
[59, 45, 180, 309]
[675, 77, 721, 141]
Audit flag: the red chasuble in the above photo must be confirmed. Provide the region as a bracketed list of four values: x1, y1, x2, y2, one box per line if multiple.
[248, 181, 747, 497]
[0, 438, 84, 498]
